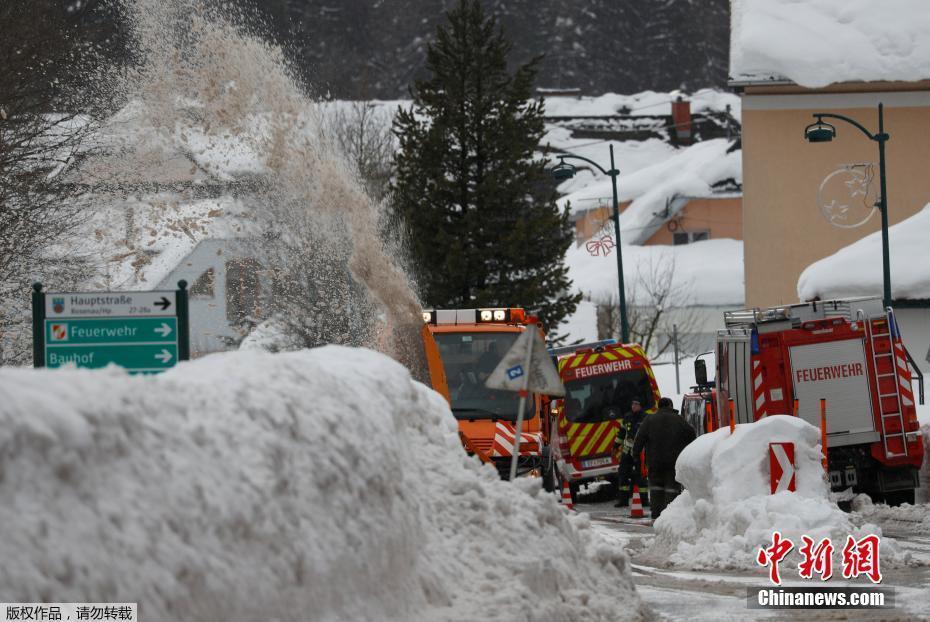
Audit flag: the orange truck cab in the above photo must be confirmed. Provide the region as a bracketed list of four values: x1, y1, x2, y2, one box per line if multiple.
[421, 307, 549, 482]
[680, 388, 718, 436]
[548, 341, 661, 502]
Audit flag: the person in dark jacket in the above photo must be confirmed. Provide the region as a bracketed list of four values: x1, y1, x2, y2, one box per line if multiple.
[613, 399, 648, 507]
[631, 396, 696, 520]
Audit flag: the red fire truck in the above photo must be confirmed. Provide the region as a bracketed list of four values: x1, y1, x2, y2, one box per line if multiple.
[547, 341, 661, 502]
[714, 297, 924, 504]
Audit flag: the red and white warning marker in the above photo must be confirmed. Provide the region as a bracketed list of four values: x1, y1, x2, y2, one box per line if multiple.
[630, 485, 645, 518]
[769, 442, 796, 493]
[560, 478, 574, 511]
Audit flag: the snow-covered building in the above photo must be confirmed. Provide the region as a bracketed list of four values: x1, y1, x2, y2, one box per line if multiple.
[730, 0, 930, 308]
[798, 205, 930, 374]
[156, 239, 276, 355]
[545, 90, 745, 353]
[74, 101, 273, 356]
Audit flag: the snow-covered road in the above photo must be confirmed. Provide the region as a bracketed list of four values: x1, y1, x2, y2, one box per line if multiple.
[575, 496, 930, 621]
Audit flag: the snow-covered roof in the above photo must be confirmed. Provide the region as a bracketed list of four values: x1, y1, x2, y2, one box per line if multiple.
[567, 238, 745, 308]
[557, 239, 744, 343]
[557, 139, 742, 245]
[84, 196, 255, 291]
[798, 203, 930, 301]
[730, 0, 930, 88]
[541, 88, 741, 120]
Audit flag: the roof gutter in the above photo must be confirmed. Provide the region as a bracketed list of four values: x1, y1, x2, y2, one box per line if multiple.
[727, 76, 797, 92]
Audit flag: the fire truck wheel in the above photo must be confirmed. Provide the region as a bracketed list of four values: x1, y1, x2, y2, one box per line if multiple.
[569, 482, 579, 505]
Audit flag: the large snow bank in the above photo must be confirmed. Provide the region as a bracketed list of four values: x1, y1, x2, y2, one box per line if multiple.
[730, 0, 930, 87]
[557, 139, 741, 246]
[648, 416, 882, 569]
[0, 348, 647, 621]
[798, 203, 930, 301]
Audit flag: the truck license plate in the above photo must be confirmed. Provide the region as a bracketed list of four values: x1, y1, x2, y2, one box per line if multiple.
[582, 457, 612, 468]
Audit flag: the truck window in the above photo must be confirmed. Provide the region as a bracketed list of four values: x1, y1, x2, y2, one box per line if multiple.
[433, 331, 532, 421]
[563, 370, 654, 424]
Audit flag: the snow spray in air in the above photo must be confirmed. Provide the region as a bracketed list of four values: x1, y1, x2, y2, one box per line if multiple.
[108, 0, 427, 374]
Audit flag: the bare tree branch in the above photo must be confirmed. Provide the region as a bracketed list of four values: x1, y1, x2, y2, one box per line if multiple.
[588, 252, 703, 358]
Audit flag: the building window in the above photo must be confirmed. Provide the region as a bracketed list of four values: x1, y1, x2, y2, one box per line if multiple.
[226, 258, 263, 324]
[189, 268, 215, 299]
[673, 230, 710, 245]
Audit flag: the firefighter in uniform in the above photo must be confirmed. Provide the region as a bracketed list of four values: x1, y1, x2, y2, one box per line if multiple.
[631, 396, 696, 519]
[613, 399, 649, 508]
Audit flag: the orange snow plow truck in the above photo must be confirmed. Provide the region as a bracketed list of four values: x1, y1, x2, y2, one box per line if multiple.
[714, 297, 924, 504]
[421, 308, 551, 482]
[548, 341, 661, 502]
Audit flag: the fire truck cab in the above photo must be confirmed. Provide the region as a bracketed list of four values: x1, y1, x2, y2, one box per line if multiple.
[714, 297, 924, 504]
[422, 308, 550, 481]
[548, 341, 661, 502]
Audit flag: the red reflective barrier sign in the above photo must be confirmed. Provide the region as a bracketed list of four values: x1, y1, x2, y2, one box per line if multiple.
[770, 442, 796, 493]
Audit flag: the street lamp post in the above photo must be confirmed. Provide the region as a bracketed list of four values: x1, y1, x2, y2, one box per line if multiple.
[550, 144, 630, 342]
[804, 103, 892, 308]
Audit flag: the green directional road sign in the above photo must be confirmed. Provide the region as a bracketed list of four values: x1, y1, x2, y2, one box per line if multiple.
[45, 344, 179, 372]
[31, 283, 190, 374]
[45, 317, 178, 345]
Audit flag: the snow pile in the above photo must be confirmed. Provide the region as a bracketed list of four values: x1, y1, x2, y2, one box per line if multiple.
[798, 204, 930, 301]
[557, 139, 741, 246]
[731, 0, 930, 87]
[0, 348, 647, 621]
[648, 415, 882, 569]
[851, 495, 930, 535]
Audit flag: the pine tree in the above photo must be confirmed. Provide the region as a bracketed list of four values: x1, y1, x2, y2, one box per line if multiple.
[391, 0, 579, 334]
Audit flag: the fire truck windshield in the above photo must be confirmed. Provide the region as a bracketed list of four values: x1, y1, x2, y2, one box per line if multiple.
[563, 370, 654, 423]
[433, 331, 532, 421]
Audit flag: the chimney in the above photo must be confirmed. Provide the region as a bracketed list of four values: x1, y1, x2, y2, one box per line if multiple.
[672, 96, 692, 145]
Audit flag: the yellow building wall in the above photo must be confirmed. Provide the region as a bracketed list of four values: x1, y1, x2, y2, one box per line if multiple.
[741, 83, 930, 307]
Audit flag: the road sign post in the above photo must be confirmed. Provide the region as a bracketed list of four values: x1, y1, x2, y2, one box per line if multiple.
[31, 281, 190, 373]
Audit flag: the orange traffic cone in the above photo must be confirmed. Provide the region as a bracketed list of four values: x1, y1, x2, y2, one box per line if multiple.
[560, 478, 574, 511]
[630, 485, 644, 518]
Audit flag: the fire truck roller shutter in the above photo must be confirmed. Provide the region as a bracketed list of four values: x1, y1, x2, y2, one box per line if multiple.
[723, 330, 755, 424]
[789, 338, 880, 447]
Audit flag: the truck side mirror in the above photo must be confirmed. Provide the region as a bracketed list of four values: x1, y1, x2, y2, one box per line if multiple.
[694, 359, 707, 386]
